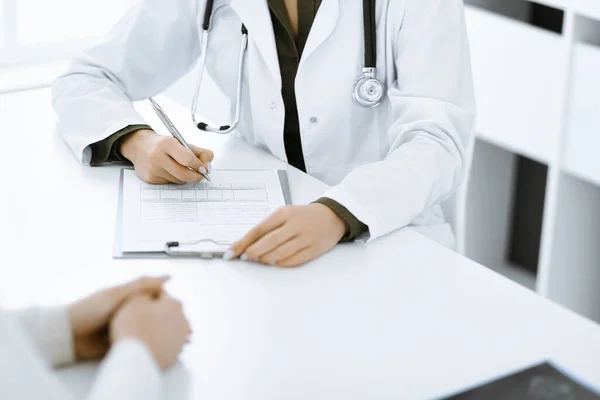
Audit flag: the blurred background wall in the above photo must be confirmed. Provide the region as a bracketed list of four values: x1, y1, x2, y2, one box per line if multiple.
[1, 0, 600, 323]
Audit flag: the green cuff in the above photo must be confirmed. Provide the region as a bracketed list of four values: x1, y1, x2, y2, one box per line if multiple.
[89, 124, 152, 166]
[314, 197, 369, 243]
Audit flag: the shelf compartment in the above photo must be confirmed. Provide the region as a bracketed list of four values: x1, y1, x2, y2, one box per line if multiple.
[508, 156, 548, 274]
[573, 14, 600, 47]
[465, 6, 567, 164]
[465, 139, 548, 290]
[466, 139, 549, 289]
[546, 174, 600, 323]
[464, 0, 564, 34]
[564, 20, 600, 186]
[529, 3, 564, 34]
[464, 0, 531, 22]
[465, 140, 518, 271]
[486, 261, 537, 290]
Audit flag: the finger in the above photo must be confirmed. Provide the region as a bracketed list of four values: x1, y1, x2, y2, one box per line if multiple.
[124, 293, 154, 306]
[136, 168, 170, 185]
[227, 207, 291, 259]
[127, 276, 170, 298]
[190, 144, 214, 173]
[244, 225, 297, 262]
[110, 276, 168, 308]
[259, 237, 311, 266]
[166, 139, 207, 174]
[276, 246, 319, 268]
[162, 153, 205, 183]
[157, 166, 187, 185]
[147, 177, 170, 184]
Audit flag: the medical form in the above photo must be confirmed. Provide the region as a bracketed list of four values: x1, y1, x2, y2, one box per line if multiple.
[120, 169, 287, 252]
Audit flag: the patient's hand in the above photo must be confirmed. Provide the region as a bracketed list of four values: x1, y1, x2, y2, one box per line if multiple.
[68, 276, 169, 360]
[110, 293, 191, 370]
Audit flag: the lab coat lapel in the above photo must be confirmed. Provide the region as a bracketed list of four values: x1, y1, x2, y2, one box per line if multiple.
[299, 0, 339, 68]
[229, 0, 282, 88]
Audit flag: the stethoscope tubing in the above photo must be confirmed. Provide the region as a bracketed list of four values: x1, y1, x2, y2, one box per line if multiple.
[192, 0, 384, 133]
[363, 0, 377, 69]
[192, 26, 247, 134]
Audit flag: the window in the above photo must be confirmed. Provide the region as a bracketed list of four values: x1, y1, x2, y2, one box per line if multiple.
[0, 0, 135, 91]
[0, 0, 134, 67]
[17, 0, 129, 45]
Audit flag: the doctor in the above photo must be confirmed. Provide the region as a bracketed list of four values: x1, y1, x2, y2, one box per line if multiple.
[52, 0, 475, 267]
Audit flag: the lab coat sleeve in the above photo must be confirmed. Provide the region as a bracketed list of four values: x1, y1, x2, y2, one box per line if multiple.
[15, 307, 75, 367]
[51, 0, 204, 164]
[322, 0, 476, 241]
[86, 339, 163, 400]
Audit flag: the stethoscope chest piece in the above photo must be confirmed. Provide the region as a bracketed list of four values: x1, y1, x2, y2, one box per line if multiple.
[353, 0, 384, 108]
[353, 68, 384, 108]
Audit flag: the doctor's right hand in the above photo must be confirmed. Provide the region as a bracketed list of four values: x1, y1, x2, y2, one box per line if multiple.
[110, 292, 191, 370]
[120, 129, 214, 185]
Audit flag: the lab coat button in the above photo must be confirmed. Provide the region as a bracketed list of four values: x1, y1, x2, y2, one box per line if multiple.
[269, 102, 277, 110]
[310, 117, 318, 123]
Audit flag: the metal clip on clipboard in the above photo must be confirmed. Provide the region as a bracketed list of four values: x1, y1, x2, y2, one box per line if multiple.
[165, 239, 231, 259]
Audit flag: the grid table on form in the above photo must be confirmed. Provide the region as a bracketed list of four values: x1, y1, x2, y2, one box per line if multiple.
[140, 182, 269, 203]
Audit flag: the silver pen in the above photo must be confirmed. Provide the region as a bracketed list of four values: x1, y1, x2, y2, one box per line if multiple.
[148, 97, 211, 182]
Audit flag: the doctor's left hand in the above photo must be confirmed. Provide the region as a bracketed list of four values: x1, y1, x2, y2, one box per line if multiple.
[68, 276, 169, 360]
[225, 204, 347, 267]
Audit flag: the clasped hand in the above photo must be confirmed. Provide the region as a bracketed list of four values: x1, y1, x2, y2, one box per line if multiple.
[69, 276, 191, 370]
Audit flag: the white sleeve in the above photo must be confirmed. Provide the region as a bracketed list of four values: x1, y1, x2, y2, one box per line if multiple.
[3, 310, 161, 400]
[51, 0, 204, 164]
[85, 339, 163, 400]
[323, 0, 476, 241]
[15, 307, 75, 367]
[0, 311, 75, 400]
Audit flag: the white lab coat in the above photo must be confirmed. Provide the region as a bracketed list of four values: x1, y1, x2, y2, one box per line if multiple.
[0, 308, 162, 400]
[52, 0, 475, 244]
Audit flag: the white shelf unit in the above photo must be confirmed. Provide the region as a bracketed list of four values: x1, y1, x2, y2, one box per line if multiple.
[463, 0, 600, 323]
[465, 139, 539, 291]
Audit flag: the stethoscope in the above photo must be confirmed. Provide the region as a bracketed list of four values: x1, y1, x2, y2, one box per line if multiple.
[192, 0, 384, 134]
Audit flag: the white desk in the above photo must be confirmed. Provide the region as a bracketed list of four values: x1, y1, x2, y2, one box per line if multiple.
[1, 89, 600, 400]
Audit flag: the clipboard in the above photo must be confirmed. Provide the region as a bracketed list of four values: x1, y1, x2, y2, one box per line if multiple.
[113, 168, 292, 259]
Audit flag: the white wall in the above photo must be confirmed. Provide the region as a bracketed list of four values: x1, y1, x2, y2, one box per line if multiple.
[0, 0, 136, 92]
